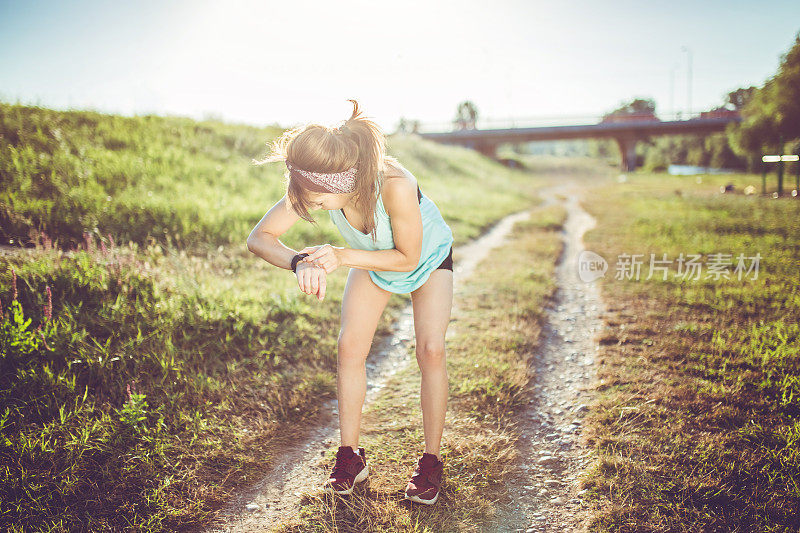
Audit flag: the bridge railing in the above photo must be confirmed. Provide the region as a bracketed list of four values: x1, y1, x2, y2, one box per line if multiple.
[406, 111, 710, 134]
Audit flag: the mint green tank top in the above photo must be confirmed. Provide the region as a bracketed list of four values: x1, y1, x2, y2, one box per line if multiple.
[328, 176, 454, 294]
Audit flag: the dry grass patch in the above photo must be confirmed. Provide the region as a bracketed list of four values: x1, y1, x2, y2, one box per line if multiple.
[579, 171, 800, 532]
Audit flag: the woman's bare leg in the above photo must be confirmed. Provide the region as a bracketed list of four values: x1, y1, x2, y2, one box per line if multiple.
[337, 268, 392, 452]
[410, 269, 454, 460]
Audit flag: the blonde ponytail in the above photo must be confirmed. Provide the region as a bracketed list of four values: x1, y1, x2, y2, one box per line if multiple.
[254, 99, 398, 241]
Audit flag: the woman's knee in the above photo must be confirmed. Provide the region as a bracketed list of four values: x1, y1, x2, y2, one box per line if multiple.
[337, 330, 370, 364]
[416, 339, 446, 368]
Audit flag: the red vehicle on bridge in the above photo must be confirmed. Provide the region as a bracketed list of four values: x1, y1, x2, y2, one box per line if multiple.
[699, 107, 741, 119]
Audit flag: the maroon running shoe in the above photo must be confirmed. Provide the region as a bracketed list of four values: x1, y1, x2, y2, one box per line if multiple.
[323, 445, 369, 495]
[405, 452, 444, 504]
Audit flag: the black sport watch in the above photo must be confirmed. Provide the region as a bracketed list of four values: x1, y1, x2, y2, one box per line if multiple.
[291, 252, 310, 273]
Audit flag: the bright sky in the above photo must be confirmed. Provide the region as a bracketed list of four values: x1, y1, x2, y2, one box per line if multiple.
[1, 0, 798, 132]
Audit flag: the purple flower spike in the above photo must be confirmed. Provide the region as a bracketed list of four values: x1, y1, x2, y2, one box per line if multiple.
[11, 268, 18, 301]
[45, 285, 53, 321]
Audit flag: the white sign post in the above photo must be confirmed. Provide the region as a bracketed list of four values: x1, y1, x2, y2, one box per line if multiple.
[761, 154, 800, 196]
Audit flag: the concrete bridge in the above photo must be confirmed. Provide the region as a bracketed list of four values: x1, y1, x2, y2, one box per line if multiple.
[417, 114, 742, 171]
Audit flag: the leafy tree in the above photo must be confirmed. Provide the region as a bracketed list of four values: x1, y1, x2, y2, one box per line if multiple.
[729, 31, 800, 160]
[727, 86, 757, 110]
[603, 97, 656, 119]
[453, 101, 478, 130]
[395, 117, 409, 134]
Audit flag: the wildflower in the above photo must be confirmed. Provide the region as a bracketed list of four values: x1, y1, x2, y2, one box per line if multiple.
[108, 233, 115, 248]
[37, 324, 52, 350]
[126, 382, 138, 401]
[11, 268, 17, 301]
[44, 285, 53, 321]
[40, 232, 52, 250]
[0, 298, 4, 319]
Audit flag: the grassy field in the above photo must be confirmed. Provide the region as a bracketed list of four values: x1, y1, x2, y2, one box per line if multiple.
[580, 170, 800, 531]
[0, 103, 552, 531]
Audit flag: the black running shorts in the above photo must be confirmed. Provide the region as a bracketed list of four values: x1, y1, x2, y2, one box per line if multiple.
[434, 245, 453, 271]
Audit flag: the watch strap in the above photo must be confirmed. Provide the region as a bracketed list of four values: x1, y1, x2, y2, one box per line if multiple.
[291, 252, 310, 273]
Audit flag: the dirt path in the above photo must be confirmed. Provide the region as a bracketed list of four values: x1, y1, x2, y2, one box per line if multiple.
[490, 180, 604, 532]
[205, 200, 538, 532]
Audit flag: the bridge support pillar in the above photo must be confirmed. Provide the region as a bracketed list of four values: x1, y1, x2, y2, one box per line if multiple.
[614, 136, 638, 172]
[475, 142, 497, 158]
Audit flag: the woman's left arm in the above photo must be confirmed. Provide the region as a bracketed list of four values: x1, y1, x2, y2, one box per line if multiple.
[300, 178, 423, 273]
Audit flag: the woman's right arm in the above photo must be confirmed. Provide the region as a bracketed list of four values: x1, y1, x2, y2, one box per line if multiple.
[246, 195, 327, 300]
[246, 194, 304, 270]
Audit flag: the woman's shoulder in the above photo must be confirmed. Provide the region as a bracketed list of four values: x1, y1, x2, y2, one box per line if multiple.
[380, 159, 419, 210]
[382, 159, 417, 187]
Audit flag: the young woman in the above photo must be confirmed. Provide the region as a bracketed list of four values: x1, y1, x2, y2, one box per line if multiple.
[246, 100, 454, 505]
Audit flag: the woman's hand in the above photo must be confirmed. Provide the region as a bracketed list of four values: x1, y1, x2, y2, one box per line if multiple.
[296, 261, 327, 301]
[297, 244, 344, 274]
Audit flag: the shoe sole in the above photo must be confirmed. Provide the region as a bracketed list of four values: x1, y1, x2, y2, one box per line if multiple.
[323, 463, 369, 495]
[405, 490, 439, 505]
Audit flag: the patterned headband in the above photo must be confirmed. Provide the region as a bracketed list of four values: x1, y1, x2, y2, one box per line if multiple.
[285, 160, 358, 194]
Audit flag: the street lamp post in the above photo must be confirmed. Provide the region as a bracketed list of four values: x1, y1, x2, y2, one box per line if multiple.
[681, 46, 693, 117]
